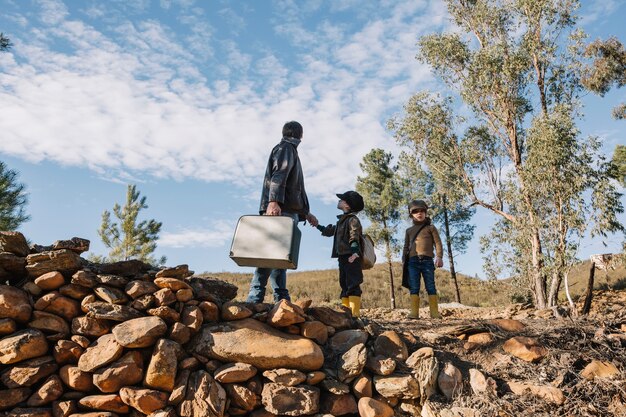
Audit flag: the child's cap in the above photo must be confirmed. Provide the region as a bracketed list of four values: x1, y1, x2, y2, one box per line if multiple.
[336, 191, 365, 212]
[408, 199, 428, 213]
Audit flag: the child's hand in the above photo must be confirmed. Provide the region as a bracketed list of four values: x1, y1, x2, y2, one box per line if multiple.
[435, 257, 443, 268]
[348, 253, 359, 263]
[306, 213, 319, 227]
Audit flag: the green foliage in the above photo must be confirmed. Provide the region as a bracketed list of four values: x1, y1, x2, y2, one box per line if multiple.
[0, 161, 29, 230]
[612, 145, 626, 186]
[0, 33, 11, 52]
[98, 185, 165, 266]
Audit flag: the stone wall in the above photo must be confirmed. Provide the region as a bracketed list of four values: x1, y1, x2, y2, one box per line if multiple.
[0, 231, 453, 417]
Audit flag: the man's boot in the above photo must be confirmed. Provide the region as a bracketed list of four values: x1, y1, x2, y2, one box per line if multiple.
[409, 294, 420, 319]
[341, 297, 350, 308]
[428, 294, 441, 318]
[349, 296, 361, 318]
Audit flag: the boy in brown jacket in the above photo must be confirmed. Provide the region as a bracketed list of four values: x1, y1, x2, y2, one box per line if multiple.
[316, 191, 365, 317]
[401, 199, 444, 319]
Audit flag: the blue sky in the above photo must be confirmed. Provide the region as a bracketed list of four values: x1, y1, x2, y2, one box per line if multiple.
[0, 0, 624, 280]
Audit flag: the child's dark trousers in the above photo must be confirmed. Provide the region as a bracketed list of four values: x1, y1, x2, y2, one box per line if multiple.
[338, 254, 363, 298]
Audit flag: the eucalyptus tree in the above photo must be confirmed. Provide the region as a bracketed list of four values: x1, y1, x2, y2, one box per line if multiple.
[582, 37, 626, 119]
[390, 0, 624, 308]
[356, 149, 403, 309]
[98, 185, 166, 265]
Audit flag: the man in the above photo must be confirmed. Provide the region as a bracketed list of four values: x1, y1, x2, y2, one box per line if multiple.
[246, 121, 318, 303]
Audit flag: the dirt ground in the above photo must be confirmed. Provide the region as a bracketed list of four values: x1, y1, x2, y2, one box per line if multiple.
[361, 290, 626, 417]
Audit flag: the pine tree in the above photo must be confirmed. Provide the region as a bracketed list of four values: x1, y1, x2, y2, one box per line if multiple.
[356, 149, 403, 309]
[0, 161, 29, 230]
[0, 33, 11, 52]
[98, 185, 165, 265]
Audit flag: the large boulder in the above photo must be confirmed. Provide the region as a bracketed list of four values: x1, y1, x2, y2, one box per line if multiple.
[0, 232, 30, 256]
[186, 276, 237, 303]
[178, 370, 227, 417]
[0, 285, 32, 323]
[112, 316, 167, 348]
[191, 318, 324, 371]
[25, 249, 83, 278]
[0, 329, 48, 365]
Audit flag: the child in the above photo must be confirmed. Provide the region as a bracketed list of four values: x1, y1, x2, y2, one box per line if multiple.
[401, 199, 444, 319]
[316, 191, 365, 317]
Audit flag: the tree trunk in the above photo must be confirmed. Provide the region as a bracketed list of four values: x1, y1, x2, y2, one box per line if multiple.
[530, 229, 547, 308]
[547, 271, 562, 307]
[581, 261, 595, 316]
[382, 218, 396, 309]
[442, 195, 461, 303]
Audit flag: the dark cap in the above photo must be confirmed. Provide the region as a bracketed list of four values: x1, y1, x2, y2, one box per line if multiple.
[337, 191, 365, 212]
[408, 199, 428, 213]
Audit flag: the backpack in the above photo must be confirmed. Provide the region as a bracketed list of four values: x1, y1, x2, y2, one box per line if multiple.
[361, 234, 376, 270]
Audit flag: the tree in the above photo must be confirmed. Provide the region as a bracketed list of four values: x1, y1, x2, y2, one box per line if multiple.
[612, 145, 626, 187]
[0, 161, 29, 230]
[98, 185, 165, 265]
[390, 0, 624, 308]
[396, 152, 475, 303]
[356, 149, 403, 309]
[0, 33, 11, 52]
[582, 37, 626, 119]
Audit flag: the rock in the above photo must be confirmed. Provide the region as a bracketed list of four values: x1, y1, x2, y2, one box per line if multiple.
[352, 374, 373, 399]
[144, 339, 180, 392]
[300, 321, 328, 345]
[168, 322, 191, 345]
[130, 294, 155, 311]
[261, 383, 319, 416]
[93, 351, 144, 393]
[51, 238, 90, 254]
[52, 399, 77, 417]
[467, 332, 494, 345]
[95, 275, 129, 289]
[373, 330, 408, 361]
[34, 292, 81, 321]
[199, 301, 220, 322]
[156, 265, 192, 279]
[97, 259, 151, 276]
[59, 366, 94, 392]
[154, 277, 191, 291]
[580, 360, 620, 380]
[5, 407, 53, 417]
[508, 381, 565, 405]
[0, 329, 48, 365]
[26, 250, 82, 278]
[112, 316, 167, 348]
[267, 300, 306, 327]
[71, 270, 98, 288]
[0, 285, 32, 323]
[1, 356, 57, 388]
[168, 369, 190, 406]
[176, 289, 194, 302]
[177, 370, 227, 417]
[59, 284, 92, 300]
[26, 375, 63, 406]
[71, 335, 90, 348]
[374, 374, 420, 399]
[262, 368, 307, 386]
[28, 311, 70, 336]
[439, 407, 482, 417]
[84, 302, 142, 322]
[306, 371, 326, 385]
[438, 362, 463, 400]
[214, 362, 258, 383]
[308, 307, 352, 330]
[186, 277, 237, 303]
[0, 388, 31, 411]
[320, 392, 358, 416]
[146, 306, 180, 324]
[221, 302, 253, 321]
[119, 387, 169, 415]
[34, 272, 66, 291]
[125, 281, 158, 299]
[191, 318, 324, 371]
[0, 252, 27, 283]
[365, 354, 396, 376]
[79, 394, 129, 413]
[0, 231, 30, 256]
[77, 334, 123, 372]
[469, 369, 496, 395]
[502, 337, 548, 362]
[71, 316, 111, 337]
[489, 319, 525, 332]
[93, 287, 128, 304]
[327, 329, 369, 354]
[409, 353, 439, 403]
[358, 397, 394, 417]
[0, 318, 17, 335]
[154, 288, 176, 306]
[181, 306, 203, 332]
[53, 340, 83, 365]
[338, 343, 367, 382]
[225, 384, 258, 412]
[320, 379, 350, 395]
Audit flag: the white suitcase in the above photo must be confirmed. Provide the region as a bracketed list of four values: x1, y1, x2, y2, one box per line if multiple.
[229, 215, 301, 269]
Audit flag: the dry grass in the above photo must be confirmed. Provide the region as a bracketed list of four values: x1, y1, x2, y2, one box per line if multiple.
[204, 259, 626, 309]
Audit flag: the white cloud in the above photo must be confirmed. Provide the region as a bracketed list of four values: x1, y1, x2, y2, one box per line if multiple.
[160, 221, 234, 248]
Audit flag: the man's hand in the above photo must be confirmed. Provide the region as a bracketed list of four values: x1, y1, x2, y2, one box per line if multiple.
[348, 253, 359, 263]
[435, 257, 443, 268]
[306, 213, 318, 227]
[266, 201, 281, 216]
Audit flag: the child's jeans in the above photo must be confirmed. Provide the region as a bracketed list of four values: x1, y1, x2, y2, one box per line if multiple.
[408, 255, 437, 295]
[338, 255, 363, 298]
